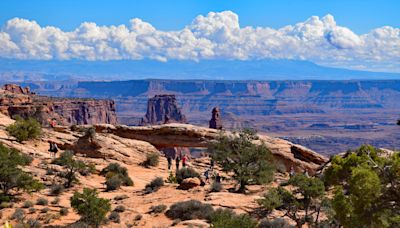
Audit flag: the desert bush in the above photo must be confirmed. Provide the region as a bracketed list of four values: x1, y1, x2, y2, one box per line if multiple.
[52, 151, 89, 188]
[11, 208, 25, 221]
[166, 171, 177, 183]
[105, 175, 122, 191]
[210, 181, 222, 192]
[210, 208, 257, 228]
[209, 129, 275, 192]
[50, 183, 64, 195]
[28, 207, 36, 214]
[36, 197, 48, 206]
[51, 197, 60, 205]
[166, 200, 214, 221]
[84, 127, 96, 139]
[134, 214, 142, 221]
[258, 218, 294, 228]
[114, 195, 129, 201]
[60, 207, 69, 216]
[22, 201, 34, 208]
[79, 163, 96, 176]
[66, 221, 90, 228]
[101, 163, 133, 189]
[26, 218, 42, 228]
[6, 117, 42, 142]
[70, 188, 111, 227]
[0, 144, 43, 196]
[176, 168, 200, 184]
[141, 153, 160, 168]
[149, 204, 167, 214]
[108, 211, 120, 223]
[145, 177, 164, 194]
[113, 205, 126, 213]
[257, 188, 283, 213]
[40, 207, 50, 213]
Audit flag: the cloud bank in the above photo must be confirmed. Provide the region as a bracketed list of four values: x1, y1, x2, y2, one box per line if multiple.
[0, 11, 399, 72]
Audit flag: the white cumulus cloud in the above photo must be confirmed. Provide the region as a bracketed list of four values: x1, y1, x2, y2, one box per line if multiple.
[0, 11, 399, 72]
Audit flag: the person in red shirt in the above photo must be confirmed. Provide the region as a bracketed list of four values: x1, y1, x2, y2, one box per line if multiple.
[182, 154, 187, 167]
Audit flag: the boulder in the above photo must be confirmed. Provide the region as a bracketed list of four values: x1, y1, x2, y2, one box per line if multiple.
[179, 177, 201, 190]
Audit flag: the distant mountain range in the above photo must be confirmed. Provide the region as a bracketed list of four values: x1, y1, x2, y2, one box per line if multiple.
[1, 59, 399, 81]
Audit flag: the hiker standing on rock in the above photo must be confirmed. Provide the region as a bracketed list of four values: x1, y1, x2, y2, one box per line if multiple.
[182, 154, 188, 168]
[48, 141, 58, 158]
[175, 153, 181, 171]
[167, 157, 172, 170]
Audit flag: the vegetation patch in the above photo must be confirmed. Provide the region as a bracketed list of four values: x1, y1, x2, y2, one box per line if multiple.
[175, 167, 200, 184]
[70, 188, 111, 227]
[166, 200, 214, 221]
[140, 152, 160, 168]
[6, 116, 42, 142]
[145, 177, 164, 194]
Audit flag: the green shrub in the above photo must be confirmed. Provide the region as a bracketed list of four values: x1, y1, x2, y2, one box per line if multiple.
[114, 195, 129, 201]
[108, 211, 120, 223]
[210, 181, 222, 192]
[258, 218, 294, 228]
[26, 218, 42, 228]
[28, 207, 36, 214]
[84, 127, 96, 139]
[52, 151, 89, 188]
[105, 175, 122, 191]
[209, 129, 275, 192]
[0, 144, 43, 196]
[166, 171, 177, 183]
[113, 205, 126, 213]
[36, 197, 48, 206]
[145, 177, 164, 194]
[40, 207, 50, 213]
[141, 153, 160, 168]
[176, 168, 200, 184]
[51, 197, 60, 205]
[11, 208, 25, 221]
[101, 163, 133, 189]
[134, 214, 142, 221]
[166, 200, 214, 221]
[22, 201, 34, 208]
[50, 183, 64, 196]
[6, 117, 42, 142]
[70, 188, 111, 227]
[149, 204, 167, 214]
[257, 188, 284, 213]
[210, 208, 257, 228]
[60, 207, 69, 216]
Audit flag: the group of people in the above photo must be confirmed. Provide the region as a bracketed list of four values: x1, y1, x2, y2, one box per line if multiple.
[167, 153, 190, 171]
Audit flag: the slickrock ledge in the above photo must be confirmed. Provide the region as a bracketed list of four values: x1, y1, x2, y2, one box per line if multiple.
[94, 123, 328, 173]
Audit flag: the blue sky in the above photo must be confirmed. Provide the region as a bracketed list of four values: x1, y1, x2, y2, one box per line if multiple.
[1, 0, 398, 33]
[0, 0, 399, 73]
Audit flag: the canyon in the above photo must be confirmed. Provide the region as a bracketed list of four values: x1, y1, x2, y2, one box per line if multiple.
[0, 84, 118, 126]
[14, 79, 400, 155]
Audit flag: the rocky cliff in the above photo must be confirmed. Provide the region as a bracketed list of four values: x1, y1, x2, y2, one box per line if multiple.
[0, 84, 118, 126]
[16, 79, 400, 154]
[140, 94, 187, 125]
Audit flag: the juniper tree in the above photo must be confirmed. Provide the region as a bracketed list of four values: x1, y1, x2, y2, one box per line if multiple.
[209, 129, 275, 193]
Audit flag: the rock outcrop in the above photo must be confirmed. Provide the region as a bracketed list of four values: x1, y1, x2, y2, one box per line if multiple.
[140, 94, 187, 125]
[209, 107, 223, 129]
[94, 123, 328, 173]
[0, 84, 118, 126]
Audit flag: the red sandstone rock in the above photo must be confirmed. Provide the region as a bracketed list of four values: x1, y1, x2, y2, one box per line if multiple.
[209, 107, 223, 129]
[0, 84, 118, 126]
[140, 94, 187, 125]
